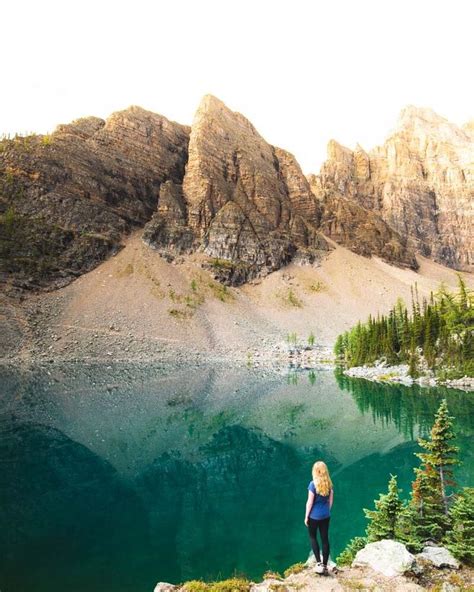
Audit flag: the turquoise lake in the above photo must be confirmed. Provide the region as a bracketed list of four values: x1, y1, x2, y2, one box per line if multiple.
[0, 363, 472, 592]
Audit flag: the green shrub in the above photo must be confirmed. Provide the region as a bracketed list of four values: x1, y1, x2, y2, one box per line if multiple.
[181, 581, 209, 592]
[445, 487, 474, 565]
[336, 536, 367, 566]
[287, 289, 302, 308]
[210, 578, 250, 592]
[262, 570, 282, 580]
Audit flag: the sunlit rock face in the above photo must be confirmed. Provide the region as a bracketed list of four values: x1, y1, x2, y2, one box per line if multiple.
[177, 95, 329, 284]
[2, 99, 472, 294]
[0, 106, 190, 290]
[314, 106, 474, 271]
[308, 173, 418, 270]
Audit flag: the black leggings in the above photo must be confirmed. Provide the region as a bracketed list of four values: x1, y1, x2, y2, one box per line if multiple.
[307, 517, 330, 565]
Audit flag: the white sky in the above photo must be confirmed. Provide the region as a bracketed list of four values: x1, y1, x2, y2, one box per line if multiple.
[2, 0, 473, 173]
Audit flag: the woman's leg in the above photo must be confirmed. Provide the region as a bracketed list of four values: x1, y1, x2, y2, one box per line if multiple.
[307, 518, 321, 563]
[317, 517, 331, 565]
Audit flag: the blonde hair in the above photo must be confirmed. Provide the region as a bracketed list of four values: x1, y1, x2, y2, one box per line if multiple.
[312, 461, 333, 496]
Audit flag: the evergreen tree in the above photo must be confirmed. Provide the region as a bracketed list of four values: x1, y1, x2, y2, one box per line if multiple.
[399, 400, 460, 548]
[399, 464, 447, 548]
[416, 399, 460, 514]
[444, 487, 474, 565]
[408, 336, 419, 378]
[334, 278, 473, 377]
[364, 474, 403, 541]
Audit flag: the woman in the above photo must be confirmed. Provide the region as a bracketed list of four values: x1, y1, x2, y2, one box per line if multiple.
[304, 460, 334, 575]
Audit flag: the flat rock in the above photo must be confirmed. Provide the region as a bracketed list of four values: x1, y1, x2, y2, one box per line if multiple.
[417, 546, 460, 569]
[352, 539, 415, 577]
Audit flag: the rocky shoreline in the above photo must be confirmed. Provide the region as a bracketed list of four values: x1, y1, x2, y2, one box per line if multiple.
[2, 342, 473, 393]
[343, 362, 474, 392]
[153, 541, 473, 592]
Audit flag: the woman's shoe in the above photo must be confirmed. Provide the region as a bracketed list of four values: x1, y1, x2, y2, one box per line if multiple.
[314, 562, 325, 574]
[322, 565, 329, 576]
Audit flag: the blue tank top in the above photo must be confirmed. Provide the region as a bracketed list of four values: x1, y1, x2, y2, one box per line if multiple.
[308, 480, 331, 520]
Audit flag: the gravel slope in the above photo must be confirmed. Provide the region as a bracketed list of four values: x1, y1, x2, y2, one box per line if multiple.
[2, 231, 472, 363]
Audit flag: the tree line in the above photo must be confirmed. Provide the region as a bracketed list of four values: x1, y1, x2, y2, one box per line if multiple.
[337, 400, 473, 566]
[334, 276, 473, 378]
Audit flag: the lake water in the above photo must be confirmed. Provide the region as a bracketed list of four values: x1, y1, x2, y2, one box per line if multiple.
[0, 363, 472, 592]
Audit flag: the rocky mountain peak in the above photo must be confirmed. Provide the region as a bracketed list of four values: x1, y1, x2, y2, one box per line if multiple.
[314, 106, 474, 271]
[1, 96, 471, 294]
[397, 105, 448, 127]
[150, 95, 329, 284]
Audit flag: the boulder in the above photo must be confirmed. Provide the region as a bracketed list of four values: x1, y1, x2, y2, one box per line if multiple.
[417, 545, 460, 569]
[153, 583, 177, 592]
[352, 539, 415, 577]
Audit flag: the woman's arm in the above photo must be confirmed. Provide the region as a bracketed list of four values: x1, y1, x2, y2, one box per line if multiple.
[304, 490, 315, 526]
[329, 488, 334, 509]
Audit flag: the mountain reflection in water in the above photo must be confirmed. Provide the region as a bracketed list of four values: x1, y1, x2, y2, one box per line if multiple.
[0, 363, 472, 592]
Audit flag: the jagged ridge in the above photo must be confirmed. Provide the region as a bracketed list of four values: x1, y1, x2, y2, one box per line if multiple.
[314, 106, 473, 271]
[2, 97, 470, 294]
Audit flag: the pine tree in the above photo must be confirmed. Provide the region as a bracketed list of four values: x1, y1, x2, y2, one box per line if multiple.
[399, 400, 460, 549]
[444, 487, 474, 565]
[408, 336, 419, 378]
[416, 399, 460, 514]
[399, 464, 447, 547]
[364, 474, 403, 541]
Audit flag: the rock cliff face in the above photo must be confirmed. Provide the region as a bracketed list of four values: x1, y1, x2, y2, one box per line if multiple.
[1, 99, 472, 294]
[145, 95, 328, 284]
[308, 174, 418, 269]
[315, 107, 474, 271]
[0, 106, 189, 291]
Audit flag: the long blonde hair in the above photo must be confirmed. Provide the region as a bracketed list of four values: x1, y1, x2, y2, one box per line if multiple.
[312, 461, 333, 496]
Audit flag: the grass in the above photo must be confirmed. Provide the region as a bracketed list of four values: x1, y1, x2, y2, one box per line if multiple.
[279, 289, 303, 308]
[185, 293, 205, 308]
[209, 257, 236, 270]
[339, 579, 374, 591]
[208, 280, 233, 302]
[168, 308, 192, 320]
[378, 372, 398, 381]
[262, 571, 282, 580]
[116, 262, 134, 277]
[308, 418, 330, 430]
[287, 289, 302, 307]
[41, 134, 52, 146]
[181, 578, 251, 592]
[268, 585, 288, 592]
[211, 578, 251, 592]
[307, 280, 325, 293]
[283, 563, 306, 578]
[181, 581, 209, 592]
[286, 372, 299, 385]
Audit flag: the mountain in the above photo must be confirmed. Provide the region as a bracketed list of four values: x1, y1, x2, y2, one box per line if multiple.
[5, 96, 458, 296]
[143, 95, 329, 285]
[313, 106, 473, 271]
[0, 106, 189, 292]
